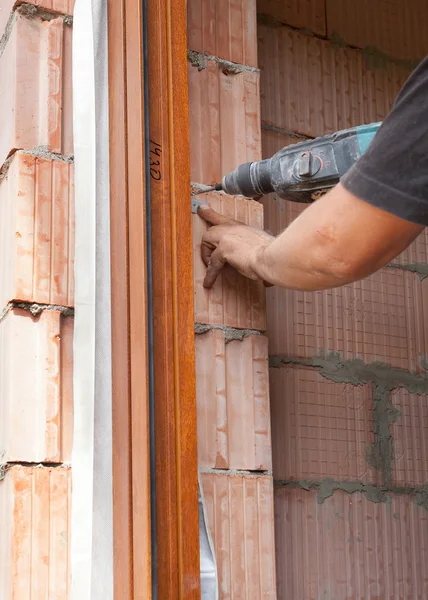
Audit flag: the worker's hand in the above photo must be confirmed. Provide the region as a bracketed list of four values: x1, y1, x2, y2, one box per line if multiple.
[198, 205, 275, 288]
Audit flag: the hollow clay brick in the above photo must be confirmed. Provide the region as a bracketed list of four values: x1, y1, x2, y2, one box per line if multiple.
[391, 388, 428, 487]
[0, 2, 74, 40]
[326, 0, 428, 62]
[257, 0, 326, 36]
[201, 472, 276, 599]
[266, 266, 428, 372]
[258, 23, 411, 138]
[187, 0, 257, 67]
[0, 465, 71, 600]
[188, 60, 261, 185]
[0, 153, 74, 309]
[0, 308, 74, 463]
[270, 365, 375, 483]
[274, 486, 428, 599]
[193, 191, 266, 330]
[195, 330, 271, 470]
[0, 12, 73, 169]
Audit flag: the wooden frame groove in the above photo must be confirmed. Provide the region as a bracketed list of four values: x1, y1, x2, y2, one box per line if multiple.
[108, 0, 151, 597]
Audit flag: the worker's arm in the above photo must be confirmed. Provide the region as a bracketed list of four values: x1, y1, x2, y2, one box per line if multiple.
[199, 57, 428, 290]
[198, 183, 423, 290]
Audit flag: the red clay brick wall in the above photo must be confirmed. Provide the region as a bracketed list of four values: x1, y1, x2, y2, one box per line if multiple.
[187, 1, 277, 597]
[258, 0, 428, 597]
[0, 3, 74, 598]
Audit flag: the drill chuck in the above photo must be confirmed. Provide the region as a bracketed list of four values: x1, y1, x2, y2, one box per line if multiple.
[220, 160, 274, 197]
[216, 122, 381, 203]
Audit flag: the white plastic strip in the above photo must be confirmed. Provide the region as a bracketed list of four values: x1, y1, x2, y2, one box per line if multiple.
[90, 0, 114, 596]
[71, 1, 96, 596]
[199, 474, 219, 599]
[71, 1, 113, 599]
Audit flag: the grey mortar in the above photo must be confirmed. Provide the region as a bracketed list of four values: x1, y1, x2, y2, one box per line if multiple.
[200, 467, 272, 477]
[0, 11, 16, 58]
[261, 123, 313, 141]
[23, 147, 74, 162]
[276, 477, 428, 509]
[0, 301, 74, 322]
[270, 352, 428, 487]
[17, 2, 72, 23]
[195, 323, 263, 343]
[187, 49, 259, 75]
[387, 262, 428, 281]
[0, 463, 9, 482]
[15, 302, 74, 317]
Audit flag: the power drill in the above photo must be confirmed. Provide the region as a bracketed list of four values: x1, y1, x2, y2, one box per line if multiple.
[206, 122, 381, 203]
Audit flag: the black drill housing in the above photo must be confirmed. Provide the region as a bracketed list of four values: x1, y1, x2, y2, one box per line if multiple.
[220, 127, 367, 203]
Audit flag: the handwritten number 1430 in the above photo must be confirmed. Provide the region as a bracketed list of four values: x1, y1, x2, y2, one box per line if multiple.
[150, 140, 162, 181]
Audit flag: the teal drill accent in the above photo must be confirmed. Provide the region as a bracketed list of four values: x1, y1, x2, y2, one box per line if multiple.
[355, 122, 382, 155]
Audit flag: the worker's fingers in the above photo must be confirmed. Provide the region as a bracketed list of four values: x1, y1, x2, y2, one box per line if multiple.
[198, 205, 241, 227]
[200, 238, 215, 267]
[200, 226, 227, 262]
[203, 247, 226, 288]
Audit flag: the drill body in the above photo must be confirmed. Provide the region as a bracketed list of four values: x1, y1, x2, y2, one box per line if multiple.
[216, 123, 381, 203]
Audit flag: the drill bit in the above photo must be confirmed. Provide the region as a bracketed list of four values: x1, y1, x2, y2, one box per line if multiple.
[191, 183, 222, 195]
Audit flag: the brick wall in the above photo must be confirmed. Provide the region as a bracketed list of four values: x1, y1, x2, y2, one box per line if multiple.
[257, 0, 428, 597]
[0, 3, 74, 598]
[187, 1, 277, 597]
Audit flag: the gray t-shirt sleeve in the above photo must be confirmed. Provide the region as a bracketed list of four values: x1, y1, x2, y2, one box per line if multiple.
[341, 57, 428, 226]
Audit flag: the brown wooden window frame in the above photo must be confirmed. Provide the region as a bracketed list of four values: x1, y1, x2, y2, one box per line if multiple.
[107, 0, 200, 598]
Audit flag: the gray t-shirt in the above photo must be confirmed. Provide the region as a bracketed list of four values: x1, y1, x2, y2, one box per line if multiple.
[342, 57, 428, 226]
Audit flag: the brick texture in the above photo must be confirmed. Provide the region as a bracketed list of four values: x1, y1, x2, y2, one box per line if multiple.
[0, 0, 74, 597]
[188, 60, 261, 185]
[259, 4, 428, 600]
[257, 0, 326, 35]
[266, 266, 428, 372]
[274, 487, 428, 598]
[188, 0, 258, 67]
[270, 365, 374, 482]
[0, 466, 71, 600]
[258, 23, 411, 138]
[193, 191, 266, 330]
[0, 1, 74, 41]
[326, 0, 428, 61]
[0, 12, 73, 169]
[189, 1, 277, 594]
[201, 472, 276, 599]
[0, 153, 74, 310]
[391, 388, 428, 487]
[196, 330, 271, 470]
[0, 308, 73, 463]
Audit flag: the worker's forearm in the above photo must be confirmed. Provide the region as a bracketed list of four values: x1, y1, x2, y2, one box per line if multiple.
[249, 183, 423, 291]
[251, 217, 351, 291]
